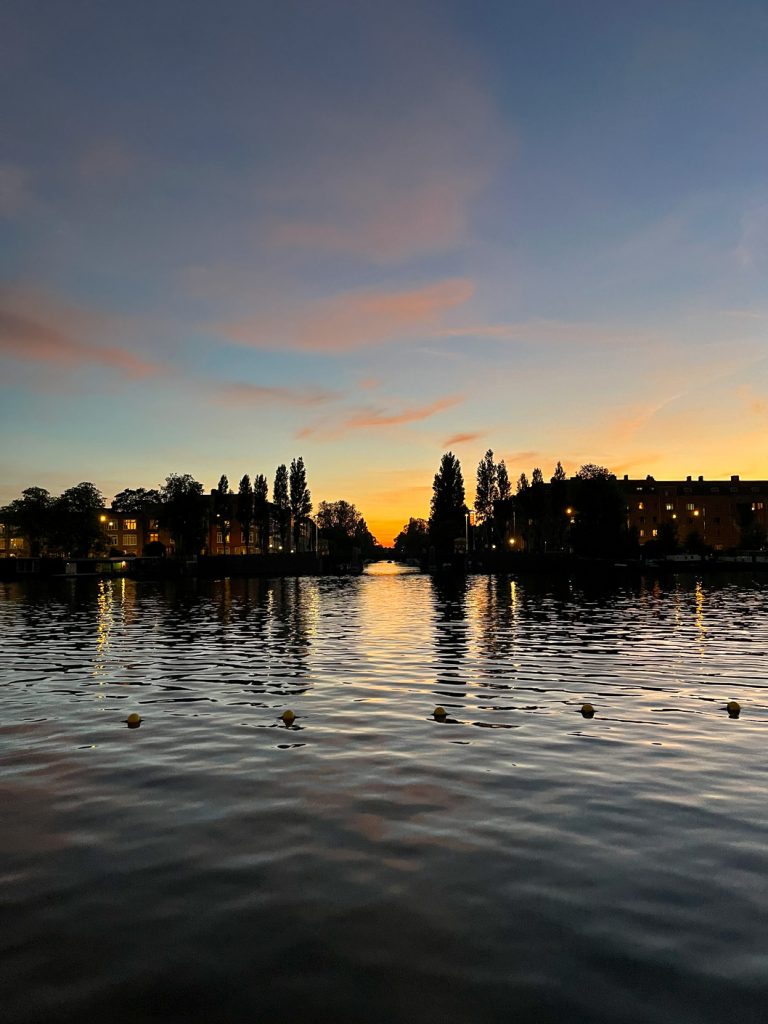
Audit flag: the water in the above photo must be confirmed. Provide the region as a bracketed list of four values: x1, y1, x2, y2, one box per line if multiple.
[2, 565, 767, 1023]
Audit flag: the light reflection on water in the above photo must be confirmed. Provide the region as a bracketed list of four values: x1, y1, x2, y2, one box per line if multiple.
[1, 568, 768, 1023]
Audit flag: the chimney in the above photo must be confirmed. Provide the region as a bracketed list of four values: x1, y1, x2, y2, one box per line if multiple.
[623, 474, 629, 481]
[698, 475, 704, 482]
[731, 475, 740, 482]
[686, 475, 692, 482]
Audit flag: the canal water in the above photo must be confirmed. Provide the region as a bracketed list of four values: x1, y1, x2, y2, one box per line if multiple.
[1, 565, 767, 1023]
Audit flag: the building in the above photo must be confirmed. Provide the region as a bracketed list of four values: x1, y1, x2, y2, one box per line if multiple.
[620, 475, 768, 550]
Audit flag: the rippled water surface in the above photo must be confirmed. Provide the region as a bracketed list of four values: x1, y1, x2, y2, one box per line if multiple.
[2, 565, 768, 1023]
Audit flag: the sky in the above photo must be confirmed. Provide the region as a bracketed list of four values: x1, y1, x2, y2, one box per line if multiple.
[1, 0, 767, 544]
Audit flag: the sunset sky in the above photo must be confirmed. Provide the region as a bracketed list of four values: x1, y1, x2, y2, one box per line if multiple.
[2, 1, 767, 544]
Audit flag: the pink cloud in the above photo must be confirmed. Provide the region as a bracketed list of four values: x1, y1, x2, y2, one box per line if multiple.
[213, 381, 338, 406]
[298, 394, 463, 439]
[443, 431, 483, 447]
[0, 289, 161, 378]
[222, 278, 474, 353]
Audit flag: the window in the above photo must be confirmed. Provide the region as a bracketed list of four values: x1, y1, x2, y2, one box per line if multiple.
[639, 529, 645, 537]
[753, 502, 765, 511]
[665, 503, 673, 511]
[107, 520, 116, 530]
[639, 516, 645, 524]
[123, 519, 137, 531]
[249, 529, 257, 544]
[149, 519, 159, 529]
[108, 534, 119, 546]
[652, 529, 658, 537]
[149, 532, 159, 543]
[0, 524, 5, 535]
[10, 538, 24, 549]
[686, 503, 695, 511]
[123, 534, 137, 546]
[216, 532, 223, 543]
[637, 502, 644, 511]
[713, 517, 721, 524]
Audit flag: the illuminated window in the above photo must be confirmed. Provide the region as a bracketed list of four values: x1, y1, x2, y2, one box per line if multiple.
[686, 503, 695, 511]
[652, 529, 658, 537]
[149, 532, 159, 543]
[108, 520, 116, 529]
[665, 503, 673, 511]
[753, 502, 765, 511]
[639, 529, 645, 537]
[123, 533, 137, 546]
[10, 538, 24, 549]
[123, 519, 137, 531]
[637, 502, 644, 510]
[216, 532, 223, 543]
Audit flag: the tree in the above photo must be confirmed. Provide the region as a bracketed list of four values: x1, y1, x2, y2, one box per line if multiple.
[213, 475, 231, 553]
[253, 473, 269, 553]
[429, 452, 467, 557]
[474, 449, 498, 523]
[551, 461, 566, 484]
[289, 456, 312, 550]
[497, 460, 511, 501]
[394, 518, 429, 560]
[159, 473, 206, 556]
[236, 474, 253, 554]
[531, 467, 544, 486]
[317, 500, 368, 556]
[273, 465, 290, 550]
[112, 488, 161, 514]
[1, 487, 54, 556]
[569, 465, 627, 557]
[53, 482, 106, 557]
[517, 472, 529, 493]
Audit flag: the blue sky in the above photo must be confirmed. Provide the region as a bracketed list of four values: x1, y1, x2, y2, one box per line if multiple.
[2, 0, 767, 542]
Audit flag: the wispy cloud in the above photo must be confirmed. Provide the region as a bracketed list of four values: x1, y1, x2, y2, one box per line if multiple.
[221, 278, 474, 353]
[0, 289, 161, 378]
[736, 385, 768, 418]
[443, 431, 483, 447]
[212, 381, 338, 406]
[438, 319, 653, 348]
[298, 394, 462, 440]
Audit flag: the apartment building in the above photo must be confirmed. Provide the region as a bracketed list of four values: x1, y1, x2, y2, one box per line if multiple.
[621, 475, 768, 549]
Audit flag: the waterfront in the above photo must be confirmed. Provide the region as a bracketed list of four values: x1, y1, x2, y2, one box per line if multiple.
[1, 565, 767, 1023]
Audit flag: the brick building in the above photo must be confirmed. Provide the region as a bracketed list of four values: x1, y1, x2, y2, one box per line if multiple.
[620, 475, 768, 550]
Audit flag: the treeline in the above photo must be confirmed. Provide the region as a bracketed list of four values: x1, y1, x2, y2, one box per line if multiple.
[394, 450, 632, 561]
[1, 457, 381, 559]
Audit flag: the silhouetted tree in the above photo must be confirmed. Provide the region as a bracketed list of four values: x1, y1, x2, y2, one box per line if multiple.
[497, 460, 511, 501]
[549, 461, 569, 551]
[317, 499, 370, 555]
[254, 473, 269, 553]
[273, 465, 290, 550]
[1, 487, 54, 556]
[53, 482, 106, 557]
[429, 452, 467, 558]
[474, 449, 498, 523]
[112, 488, 161, 514]
[236, 474, 253, 553]
[289, 456, 312, 550]
[569, 465, 627, 558]
[394, 518, 429, 560]
[160, 473, 206, 556]
[213, 475, 231, 553]
[517, 472, 529, 493]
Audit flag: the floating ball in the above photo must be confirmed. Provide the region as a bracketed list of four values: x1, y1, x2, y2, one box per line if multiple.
[581, 703, 595, 718]
[433, 706, 447, 719]
[281, 709, 296, 725]
[726, 700, 741, 718]
[126, 712, 142, 727]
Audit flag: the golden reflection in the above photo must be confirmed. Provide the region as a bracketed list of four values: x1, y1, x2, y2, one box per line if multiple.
[694, 579, 707, 651]
[94, 579, 113, 685]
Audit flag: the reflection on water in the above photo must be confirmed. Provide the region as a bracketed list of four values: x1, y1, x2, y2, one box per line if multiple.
[1, 571, 768, 1024]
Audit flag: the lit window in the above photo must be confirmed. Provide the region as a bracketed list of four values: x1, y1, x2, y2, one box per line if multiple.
[108, 520, 116, 529]
[686, 503, 695, 511]
[123, 519, 137, 530]
[665, 503, 673, 511]
[637, 502, 644, 511]
[639, 529, 645, 537]
[216, 532, 223, 543]
[149, 532, 159, 543]
[753, 502, 764, 511]
[10, 538, 24, 549]
[652, 529, 658, 537]
[123, 533, 137, 546]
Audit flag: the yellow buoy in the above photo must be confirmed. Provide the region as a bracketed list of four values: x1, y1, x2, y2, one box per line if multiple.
[433, 706, 447, 719]
[726, 700, 741, 718]
[281, 709, 296, 725]
[126, 712, 142, 727]
[581, 703, 595, 718]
